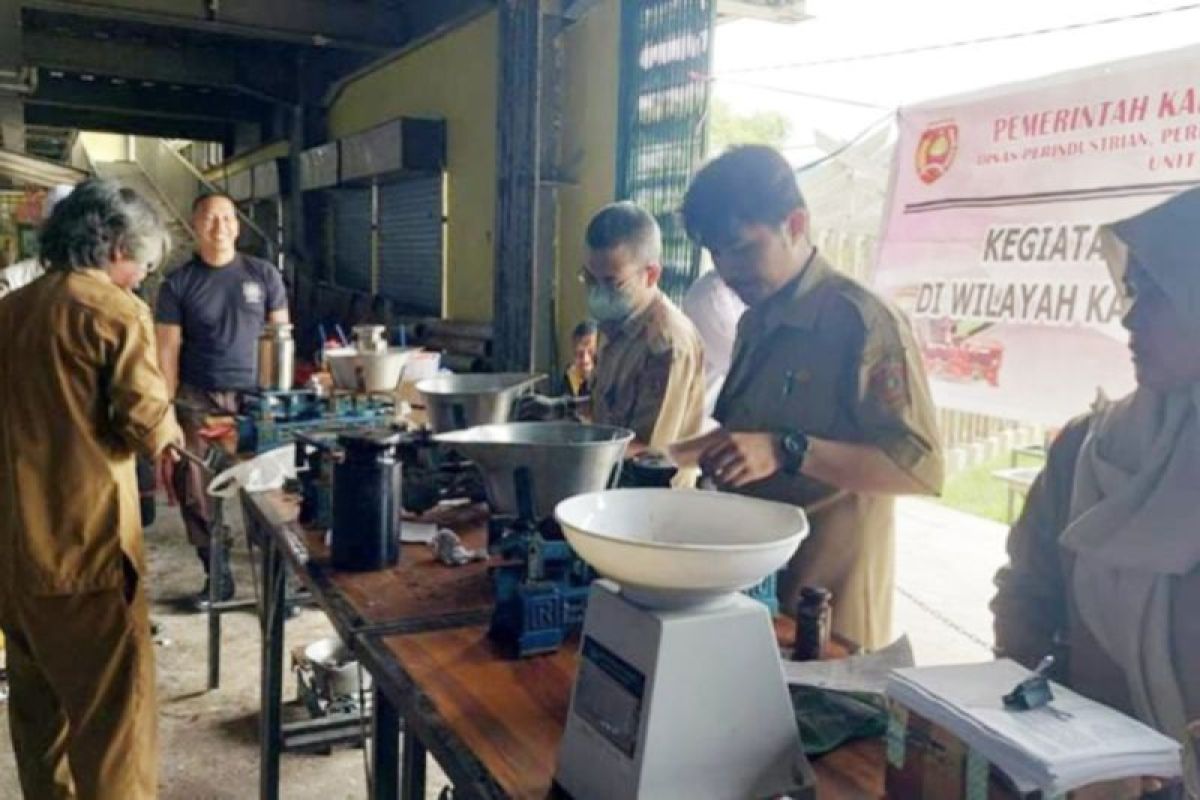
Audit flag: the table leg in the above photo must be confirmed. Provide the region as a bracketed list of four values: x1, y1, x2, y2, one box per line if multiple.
[374, 685, 401, 800]
[207, 497, 225, 691]
[400, 717, 426, 800]
[259, 527, 286, 800]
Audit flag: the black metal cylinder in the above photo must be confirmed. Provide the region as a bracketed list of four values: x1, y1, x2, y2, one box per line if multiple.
[792, 586, 833, 662]
[331, 435, 401, 571]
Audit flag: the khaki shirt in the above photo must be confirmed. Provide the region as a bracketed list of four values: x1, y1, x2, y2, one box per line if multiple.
[715, 254, 943, 648]
[591, 291, 706, 451]
[0, 270, 180, 600]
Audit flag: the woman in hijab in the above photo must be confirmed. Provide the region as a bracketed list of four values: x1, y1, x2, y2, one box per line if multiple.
[992, 186, 1200, 793]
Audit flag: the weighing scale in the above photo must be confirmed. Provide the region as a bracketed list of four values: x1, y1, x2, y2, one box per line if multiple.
[554, 488, 814, 800]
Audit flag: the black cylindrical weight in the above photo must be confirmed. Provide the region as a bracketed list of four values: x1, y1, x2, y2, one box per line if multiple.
[331, 449, 401, 571]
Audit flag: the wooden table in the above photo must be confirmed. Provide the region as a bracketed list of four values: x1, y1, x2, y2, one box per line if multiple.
[242, 489, 885, 800]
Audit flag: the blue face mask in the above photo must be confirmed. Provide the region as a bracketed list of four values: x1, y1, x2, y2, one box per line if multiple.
[587, 284, 638, 322]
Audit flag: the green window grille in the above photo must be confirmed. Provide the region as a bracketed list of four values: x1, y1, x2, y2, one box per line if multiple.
[616, 0, 717, 303]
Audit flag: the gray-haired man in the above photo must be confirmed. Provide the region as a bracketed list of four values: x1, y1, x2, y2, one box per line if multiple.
[0, 179, 182, 799]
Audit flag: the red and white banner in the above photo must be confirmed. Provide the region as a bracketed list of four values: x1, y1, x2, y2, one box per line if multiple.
[875, 46, 1200, 425]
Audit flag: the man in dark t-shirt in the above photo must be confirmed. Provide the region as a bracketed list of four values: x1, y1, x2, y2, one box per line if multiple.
[155, 192, 288, 609]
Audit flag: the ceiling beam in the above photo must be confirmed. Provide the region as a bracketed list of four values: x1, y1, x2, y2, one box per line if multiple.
[25, 103, 232, 142]
[23, 28, 299, 104]
[0, 146, 88, 186]
[24, 29, 237, 88]
[32, 73, 270, 123]
[21, 0, 405, 53]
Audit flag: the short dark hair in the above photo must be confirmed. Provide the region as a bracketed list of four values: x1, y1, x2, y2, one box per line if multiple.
[585, 201, 662, 264]
[681, 145, 806, 249]
[40, 178, 167, 272]
[192, 191, 237, 214]
[572, 320, 598, 341]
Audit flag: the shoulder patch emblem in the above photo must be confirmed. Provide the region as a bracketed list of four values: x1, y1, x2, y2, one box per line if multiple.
[868, 355, 908, 410]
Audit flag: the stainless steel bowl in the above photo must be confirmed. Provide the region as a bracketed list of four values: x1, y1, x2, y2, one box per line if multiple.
[434, 421, 633, 519]
[415, 373, 543, 432]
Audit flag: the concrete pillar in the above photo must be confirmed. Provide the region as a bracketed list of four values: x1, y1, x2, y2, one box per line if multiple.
[0, 95, 23, 153]
[0, 2, 25, 153]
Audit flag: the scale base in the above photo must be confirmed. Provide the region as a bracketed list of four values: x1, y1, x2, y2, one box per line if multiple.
[556, 581, 814, 800]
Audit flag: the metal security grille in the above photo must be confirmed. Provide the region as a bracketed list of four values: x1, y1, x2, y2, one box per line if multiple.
[331, 187, 372, 292]
[377, 176, 444, 316]
[616, 0, 717, 303]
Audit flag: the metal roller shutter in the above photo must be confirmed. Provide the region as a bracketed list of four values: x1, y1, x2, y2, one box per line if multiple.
[377, 176, 444, 315]
[332, 187, 372, 292]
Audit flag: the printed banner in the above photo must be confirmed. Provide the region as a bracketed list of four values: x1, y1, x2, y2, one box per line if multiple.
[874, 46, 1200, 425]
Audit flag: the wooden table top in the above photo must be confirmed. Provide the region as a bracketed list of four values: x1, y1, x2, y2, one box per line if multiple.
[246, 489, 885, 799]
[369, 625, 884, 800]
[247, 491, 496, 637]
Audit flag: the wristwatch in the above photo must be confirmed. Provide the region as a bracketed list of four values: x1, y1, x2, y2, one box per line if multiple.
[779, 430, 810, 476]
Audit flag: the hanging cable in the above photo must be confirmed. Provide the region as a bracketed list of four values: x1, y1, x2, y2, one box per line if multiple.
[697, 71, 891, 110]
[717, 2, 1200, 76]
[795, 111, 896, 174]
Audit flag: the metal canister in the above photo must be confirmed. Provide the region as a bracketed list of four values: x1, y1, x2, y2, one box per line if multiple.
[619, 451, 679, 488]
[257, 322, 295, 391]
[792, 586, 833, 662]
[331, 432, 402, 571]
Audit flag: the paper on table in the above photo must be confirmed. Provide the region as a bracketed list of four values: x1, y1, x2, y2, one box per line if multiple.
[400, 522, 439, 544]
[782, 635, 914, 695]
[886, 659, 1183, 796]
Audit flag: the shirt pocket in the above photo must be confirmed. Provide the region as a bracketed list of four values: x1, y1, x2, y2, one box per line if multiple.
[766, 348, 840, 435]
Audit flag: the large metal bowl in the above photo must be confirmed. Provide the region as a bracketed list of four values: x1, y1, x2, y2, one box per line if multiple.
[327, 346, 417, 393]
[415, 373, 543, 432]
[434, 422, 633, 520]
[556, 488, 808, 609]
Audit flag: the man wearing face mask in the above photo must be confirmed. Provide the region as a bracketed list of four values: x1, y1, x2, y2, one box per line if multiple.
[681, 146, 943, 650]
[581, 201, 706, 465]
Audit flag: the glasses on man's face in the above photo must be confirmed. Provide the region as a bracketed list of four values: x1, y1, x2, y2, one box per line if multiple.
[577, 267, 644, 291]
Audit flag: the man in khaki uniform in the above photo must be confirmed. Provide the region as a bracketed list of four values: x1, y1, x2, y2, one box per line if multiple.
[0, 180, 182, 799]
[682, 146, 943, 649]
[582, 202, 705, 461]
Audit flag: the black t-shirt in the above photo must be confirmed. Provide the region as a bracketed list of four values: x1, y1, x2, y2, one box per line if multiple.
[155, 254, 287, 391]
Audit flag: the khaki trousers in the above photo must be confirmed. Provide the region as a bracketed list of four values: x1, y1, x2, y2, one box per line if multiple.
[1, 576, 157, 800]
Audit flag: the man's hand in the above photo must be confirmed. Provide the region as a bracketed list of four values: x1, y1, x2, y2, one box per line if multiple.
[697, 430, 783, 488]
[157, 436, 184, 506]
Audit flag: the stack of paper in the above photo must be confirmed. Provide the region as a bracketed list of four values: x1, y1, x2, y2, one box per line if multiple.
[886, 659, 1182, 796]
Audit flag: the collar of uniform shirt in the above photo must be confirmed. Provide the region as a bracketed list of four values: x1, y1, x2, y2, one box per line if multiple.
[754, 248, 826, 335]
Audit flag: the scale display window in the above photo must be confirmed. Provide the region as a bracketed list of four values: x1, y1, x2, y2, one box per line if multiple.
[575, 636, 646, 758]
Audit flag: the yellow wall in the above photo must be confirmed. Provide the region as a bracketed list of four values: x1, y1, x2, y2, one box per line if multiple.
[555, 0, 620, 363]
[78, 132, 129, 163]
[326, 2, 621, 357]
[328, 11, 499, 323]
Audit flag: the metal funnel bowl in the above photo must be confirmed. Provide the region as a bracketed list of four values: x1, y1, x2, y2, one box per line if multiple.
[555, 488, 808, 609]
[415, 373, 544, 432]
[434, 422, 633, 520]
